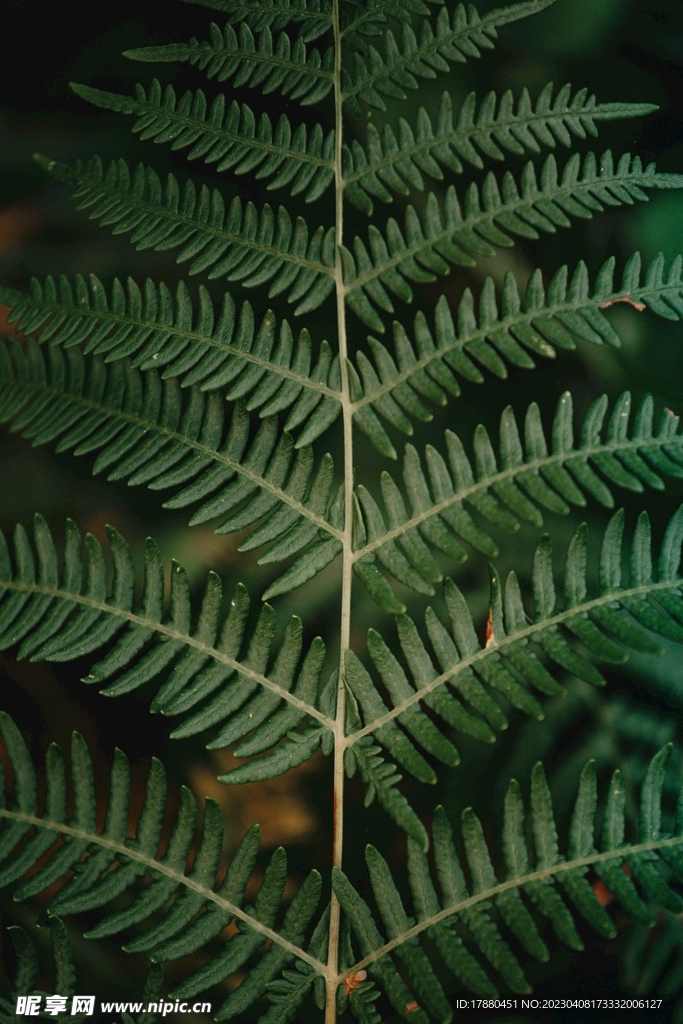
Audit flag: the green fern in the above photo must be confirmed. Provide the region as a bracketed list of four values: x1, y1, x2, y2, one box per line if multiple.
[351, 251, 683, 450]
[343, 151, 683, 330]
[0, 514, 332, 761]
[124, 21, 334, 105]
[198, 0, 334, 43]
[1, 0, 682, 1018]
[343, 507, 683, 820]
[341, 0, 558, 113]
[0, 275, 341, 436]
[0, 919, 163, 1024]
[70, 80, 335, 203]
[0, 338, 343, 596]
[352, 388, 683, 600]
[34, 155, 336, 314]
[0, 713, 323, 1020]
[344, 85, 657, 214]
[3, 715, 683, 1017]
[333, 744, 683, 1005]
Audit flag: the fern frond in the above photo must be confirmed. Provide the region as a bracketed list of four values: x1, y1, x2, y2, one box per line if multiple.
[0, 275, 341, 441]
[190, 0, 333, 43]
[124, 21, 334, 106]
[334, 745, 683, 1003]
[347, 508, 683, 751]
[0, 340, 344, 598]
[260, 908, 330, 1024]
[351, 389, 683, 599]
[341, 0, 558, 113]
[343, 683, 430, 849]
[35, 155, 336, 315]
[351, 252, 683, 451]
[0, 920, 164, 1024]
[71, 81, 335, 204]
[0, 515, 334, 762]
[0, 714, 325, 1018]
[344, 85, 657, 214]
[343, 151, 683, 330]
[341, 0, 443, 45]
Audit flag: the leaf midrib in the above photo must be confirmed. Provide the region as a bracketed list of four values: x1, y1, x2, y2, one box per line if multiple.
[353, 432, 683, 557]
[4, 791, 682, 985]
[6, 377, 342, 541]
[346, 162, 662, 296]
[345, 575, 683, 742]
[0, 806, 327, 973]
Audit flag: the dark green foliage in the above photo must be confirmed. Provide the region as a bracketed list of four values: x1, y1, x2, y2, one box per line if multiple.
[2, 0, 683, 1017]
[0, 714, 323, 1017]
[0, 275, 341, 442]
[191, 0, 334, 44]
[35, 155, 336, 315]
[334, 746, 683, 1002]
[344, 85, 656, 214]
[352, 389, 683, 598]
[343, 152, 683, 331]
[347, 508, 683, 746]
[624, 913, 683, 1021]
[0, 339, 343, 596]
[71, 81, 335, 204]
[124, 21, 334, 106]
[351, 252, 683, 450]
[0, 920, 163, 1024]
[0, 515, 330, 761]
[341, 0, 558, 114]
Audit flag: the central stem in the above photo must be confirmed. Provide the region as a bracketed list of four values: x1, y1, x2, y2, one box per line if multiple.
[326, 2, 353, 1021]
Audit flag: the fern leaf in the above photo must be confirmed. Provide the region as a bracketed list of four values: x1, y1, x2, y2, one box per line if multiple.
[191, 0, 333, 43]
[346, 508, 683, 748]
[352, 389, 683, 598]
[334, 746, 683, 1001]
[0, 515, 334, 762]
[259, 907, 330, 1024]
[339, 673, 427, 849]
[124, 21, 334, 106]
[0, 715, 325, 1008]
[342, 0, 443, 46]
[351, 252, 683, 445]
[71, 81, 335, 204]
[330, 867, 431, 1022]
[0, 340, 344, 595]
[345, 84, 656, 214]
[0, 275, 341, 440]
[0, 920, 163, 1024]
[344, 151, 683, 330]
[342, 0, 558, 113]
[35, 155, 336, 314]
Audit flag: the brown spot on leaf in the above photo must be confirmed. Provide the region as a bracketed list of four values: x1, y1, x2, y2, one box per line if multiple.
[600, 296, 646, 312]
[344, 970, 367, 995]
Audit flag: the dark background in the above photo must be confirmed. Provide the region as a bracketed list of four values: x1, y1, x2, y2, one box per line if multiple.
[1, 0, 683, 1020]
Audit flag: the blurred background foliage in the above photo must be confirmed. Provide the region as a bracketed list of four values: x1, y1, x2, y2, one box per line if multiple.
[1, 0, 683, 1020]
